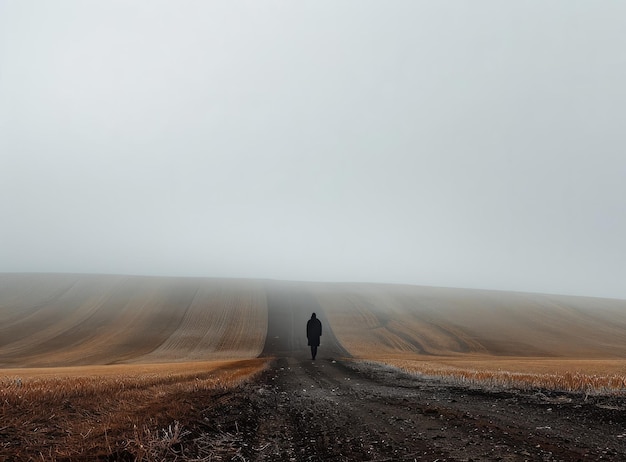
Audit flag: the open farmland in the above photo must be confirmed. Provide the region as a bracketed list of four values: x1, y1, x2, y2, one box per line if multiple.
[314, 282, 626, 359]
[0, 359, 269, 460]
[0, 274, 268, 367]
[313, 282, 626, 394]
[3, 274, 626, 460]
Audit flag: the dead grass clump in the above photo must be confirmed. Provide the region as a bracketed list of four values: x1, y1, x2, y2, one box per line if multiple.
[125, 420, 190, 461]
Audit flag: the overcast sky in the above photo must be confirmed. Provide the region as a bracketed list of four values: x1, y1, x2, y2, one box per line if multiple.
[1, 1, 625, 299]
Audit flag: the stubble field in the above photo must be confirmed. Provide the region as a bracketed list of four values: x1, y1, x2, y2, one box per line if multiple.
[3, 274, 626, 460]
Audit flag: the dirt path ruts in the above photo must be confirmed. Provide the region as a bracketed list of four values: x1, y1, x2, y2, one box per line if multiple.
[194, 284, 626, 461]
[261, 282, 349, 359]
[203, 357, 626, 461]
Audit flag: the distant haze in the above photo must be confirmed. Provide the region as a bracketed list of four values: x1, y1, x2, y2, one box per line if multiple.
[1, 1, 625, 299]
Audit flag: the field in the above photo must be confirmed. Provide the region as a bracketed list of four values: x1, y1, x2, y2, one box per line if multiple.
[0, 274, 268, 367]
[1, 359, 269, 460]
[314, 282, 626, 393]
[316, 282, 626, 358]
[3, 274, 626, 460]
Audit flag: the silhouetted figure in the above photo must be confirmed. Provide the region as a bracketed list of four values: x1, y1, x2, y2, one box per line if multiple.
[306, 312, 322, 360]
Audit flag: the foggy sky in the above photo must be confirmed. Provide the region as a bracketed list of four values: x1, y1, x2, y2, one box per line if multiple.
[1, 1, 625, 299]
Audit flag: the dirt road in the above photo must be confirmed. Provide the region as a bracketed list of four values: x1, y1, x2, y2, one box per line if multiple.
[195, 284, 626, 461]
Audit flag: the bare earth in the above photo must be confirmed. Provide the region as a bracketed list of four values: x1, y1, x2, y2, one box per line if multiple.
[191, 283, 626, 461]
[204, 358, 626, 461]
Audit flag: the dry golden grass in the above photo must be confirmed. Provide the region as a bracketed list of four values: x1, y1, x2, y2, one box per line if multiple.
[361, 354, 626, 394]
[0, 359, 268, 398]
[348, 353, 626, 393]
[0, 358, 270, 460]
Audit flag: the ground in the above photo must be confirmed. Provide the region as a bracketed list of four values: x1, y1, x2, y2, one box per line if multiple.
[188, 286, 626, 461]
[197, 356, 626, 461]
[3, 278, 626, 461]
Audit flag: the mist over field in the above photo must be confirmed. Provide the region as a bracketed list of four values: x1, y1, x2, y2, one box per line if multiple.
[3, 273, 626, 370]
[1, 1, 625, 299]
[5, 272, 626, 461]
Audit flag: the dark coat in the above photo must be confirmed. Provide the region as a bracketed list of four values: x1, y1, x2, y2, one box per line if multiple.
[306, 317, 322, 347]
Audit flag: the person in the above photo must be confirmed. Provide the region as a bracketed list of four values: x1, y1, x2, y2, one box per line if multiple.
[306, 312, 322, 360]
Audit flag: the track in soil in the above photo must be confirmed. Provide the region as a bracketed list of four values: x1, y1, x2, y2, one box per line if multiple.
[260, 281, 350, 360]
[199, 283, 626, 461]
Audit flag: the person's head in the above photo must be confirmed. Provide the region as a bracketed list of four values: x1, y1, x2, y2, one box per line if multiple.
[311, 313, 316, 319]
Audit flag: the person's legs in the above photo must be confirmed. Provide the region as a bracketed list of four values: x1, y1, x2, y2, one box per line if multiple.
[311, 346, 317, 360]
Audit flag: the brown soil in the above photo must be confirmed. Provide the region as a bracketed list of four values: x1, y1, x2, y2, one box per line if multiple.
[197, 357, 626, 461]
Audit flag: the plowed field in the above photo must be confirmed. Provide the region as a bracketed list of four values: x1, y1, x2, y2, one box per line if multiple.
[313, 282, 626, 359]
[0, 274, 268, 367]
[4, 275, 626, 368]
